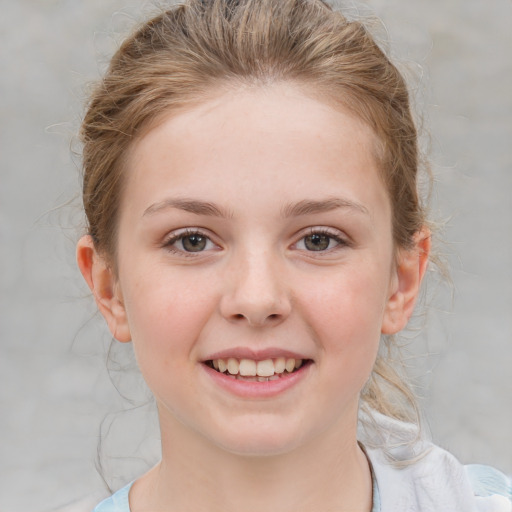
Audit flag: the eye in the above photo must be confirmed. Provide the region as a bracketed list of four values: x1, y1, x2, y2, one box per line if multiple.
[295, 229, 346, 252]
[164, 230, 216, 253]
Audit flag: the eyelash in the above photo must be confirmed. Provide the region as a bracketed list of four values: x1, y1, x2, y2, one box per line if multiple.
[163, 229, 216, 255]
[294, 228, 349, 253]
[162, 227, 348, 255]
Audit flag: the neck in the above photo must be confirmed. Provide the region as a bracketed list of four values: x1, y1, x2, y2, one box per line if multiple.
[130, 410, 372, 512]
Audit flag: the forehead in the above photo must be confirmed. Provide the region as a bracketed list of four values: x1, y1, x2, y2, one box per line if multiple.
[124, 82, 390, 219]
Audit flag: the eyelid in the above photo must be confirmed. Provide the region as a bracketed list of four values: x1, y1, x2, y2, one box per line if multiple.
[162, 227, 220, 254]
[161, 226, 350, 255]
[292, 226, 351, 252]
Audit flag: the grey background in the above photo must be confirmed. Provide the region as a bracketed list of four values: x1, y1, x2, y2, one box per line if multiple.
[1, 1, 511, 510]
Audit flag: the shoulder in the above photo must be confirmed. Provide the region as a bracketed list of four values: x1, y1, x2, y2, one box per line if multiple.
[92, 483, 133, 512]
[359, 410, 511, 511]
[465, 464, 512, 510]
[369, 443, 511, 511]
[420, 449, 512, 511]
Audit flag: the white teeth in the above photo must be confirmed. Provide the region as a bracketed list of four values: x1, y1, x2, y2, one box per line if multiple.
[210, 357, 306, 377]
[256, 359, 274, 377]
[274, 357, 286, 374]
[239, 359, 257, 376]
[285, 358, 296, 373]
[227, 358, 239, 375]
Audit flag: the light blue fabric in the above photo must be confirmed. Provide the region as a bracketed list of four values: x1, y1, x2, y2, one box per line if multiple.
[93, 482, 133, 512]
[465, 464, 512, 500]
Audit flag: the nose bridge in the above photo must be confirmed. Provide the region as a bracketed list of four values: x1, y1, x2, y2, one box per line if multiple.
[220, 243, 291, 326]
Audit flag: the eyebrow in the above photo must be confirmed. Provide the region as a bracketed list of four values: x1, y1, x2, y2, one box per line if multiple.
[143, 198, 232, 218]
[143, 196, 369, 219]
[281, 197, 369, 217]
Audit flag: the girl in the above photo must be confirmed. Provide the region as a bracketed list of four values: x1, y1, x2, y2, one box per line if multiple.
[76, 0, 511, 510]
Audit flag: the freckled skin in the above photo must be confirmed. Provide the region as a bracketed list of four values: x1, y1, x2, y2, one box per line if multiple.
[78, 82, 428, 511]
[116, 84, 396, 456]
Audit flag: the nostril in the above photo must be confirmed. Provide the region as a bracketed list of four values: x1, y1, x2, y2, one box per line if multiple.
[233, 312, 281, 323]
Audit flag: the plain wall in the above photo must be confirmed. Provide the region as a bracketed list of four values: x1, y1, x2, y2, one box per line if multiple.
[1, 1, 511, 510]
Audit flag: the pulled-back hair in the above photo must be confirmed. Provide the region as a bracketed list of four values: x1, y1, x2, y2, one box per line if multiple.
[81, 0, 429, 426]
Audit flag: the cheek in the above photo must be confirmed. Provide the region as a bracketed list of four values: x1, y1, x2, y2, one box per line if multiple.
[296, 263, 389, 368]
[302, 263, 389, 329]
[120, 267, 218, 368]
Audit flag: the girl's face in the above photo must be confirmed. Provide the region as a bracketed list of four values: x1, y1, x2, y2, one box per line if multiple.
[81, 83, 425, 456]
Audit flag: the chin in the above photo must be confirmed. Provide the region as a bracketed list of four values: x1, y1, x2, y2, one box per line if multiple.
[206, 419, 309, 457]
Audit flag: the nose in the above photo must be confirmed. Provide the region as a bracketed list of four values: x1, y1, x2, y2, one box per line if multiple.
[219, 249, 292, 327]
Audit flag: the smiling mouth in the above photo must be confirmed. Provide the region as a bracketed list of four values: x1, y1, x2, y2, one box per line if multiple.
[204, 357, 310, 382]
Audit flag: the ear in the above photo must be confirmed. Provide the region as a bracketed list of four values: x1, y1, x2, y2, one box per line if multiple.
[76, 235, 131, 342]
[381, 228, 431, 335]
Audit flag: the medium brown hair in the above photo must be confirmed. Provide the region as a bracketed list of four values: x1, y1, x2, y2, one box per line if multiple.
[81, 0, 428, 424]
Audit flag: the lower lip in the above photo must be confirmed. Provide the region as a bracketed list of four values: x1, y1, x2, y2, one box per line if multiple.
[201, 361, 312, 399]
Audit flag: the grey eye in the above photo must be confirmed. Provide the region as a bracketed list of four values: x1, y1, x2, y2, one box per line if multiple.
[181, 234, 208, 252]
[304, 233, 331, 251]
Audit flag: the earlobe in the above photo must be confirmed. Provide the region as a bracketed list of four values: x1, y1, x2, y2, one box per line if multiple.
[381, 228, 431, 335]
[76, 235, 132, 342]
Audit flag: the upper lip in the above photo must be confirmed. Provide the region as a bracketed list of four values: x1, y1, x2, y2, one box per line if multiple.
[203, 347, 311, 362]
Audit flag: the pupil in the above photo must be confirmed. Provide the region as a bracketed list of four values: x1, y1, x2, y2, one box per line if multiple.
[305, 234, 329, 251]
[183, 234, 206, 252]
